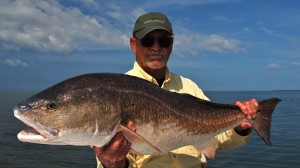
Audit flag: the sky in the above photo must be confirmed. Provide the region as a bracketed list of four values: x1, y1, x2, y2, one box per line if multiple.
[0, 0, 299, 91]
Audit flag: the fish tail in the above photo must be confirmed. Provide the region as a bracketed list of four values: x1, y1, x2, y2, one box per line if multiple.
[253, 98, 281, 146]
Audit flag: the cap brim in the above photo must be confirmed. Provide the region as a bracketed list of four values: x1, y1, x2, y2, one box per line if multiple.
[135, 26, 173, 39]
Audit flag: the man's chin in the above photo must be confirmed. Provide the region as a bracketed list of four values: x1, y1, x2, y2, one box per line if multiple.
[146, 61, 165, 69]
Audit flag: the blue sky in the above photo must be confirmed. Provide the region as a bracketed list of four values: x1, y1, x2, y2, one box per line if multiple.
[0, 0, 299, 91]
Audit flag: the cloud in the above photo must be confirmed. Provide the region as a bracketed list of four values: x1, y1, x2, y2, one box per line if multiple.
[0, 0, 129, 53]
[243, 27, 251, 32]
[0, 0, 245, 58]
[173, 28, 244, 56]
[261, 27, 299, 43]
[267, 63, 281, 69]
[2, 58, 29, 67]
[291, 62, 300, 66]
[142, 0, 244, 8]
[212, 15, 230, 22]
[80, 0, 101, 10]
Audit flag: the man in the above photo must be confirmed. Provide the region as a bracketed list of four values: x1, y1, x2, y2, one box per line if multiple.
[93, 12, 258, 168]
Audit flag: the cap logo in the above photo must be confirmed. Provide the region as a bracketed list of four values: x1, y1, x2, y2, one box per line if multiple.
[144, 19, 165, 25]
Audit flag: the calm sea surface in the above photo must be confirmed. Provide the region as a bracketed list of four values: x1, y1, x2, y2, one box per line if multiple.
[0, 90, 299, 168]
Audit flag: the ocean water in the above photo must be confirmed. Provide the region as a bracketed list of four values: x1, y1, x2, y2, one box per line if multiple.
[0, 90, 299, 168]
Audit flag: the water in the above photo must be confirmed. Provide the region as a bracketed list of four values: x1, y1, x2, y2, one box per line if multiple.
[0, 90, 299, 168]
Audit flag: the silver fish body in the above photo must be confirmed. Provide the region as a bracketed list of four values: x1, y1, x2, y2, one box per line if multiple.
[14, 73, 281, 157]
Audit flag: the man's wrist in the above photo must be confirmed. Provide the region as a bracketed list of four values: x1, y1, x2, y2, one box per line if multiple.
[102, 158, 129, 168]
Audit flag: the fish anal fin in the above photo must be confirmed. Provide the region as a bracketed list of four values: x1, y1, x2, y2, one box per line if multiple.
[197, 138, 219, 160]
[119, 125, 162, 154]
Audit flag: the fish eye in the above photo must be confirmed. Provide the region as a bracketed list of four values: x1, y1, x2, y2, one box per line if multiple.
[46, 101, 57, 110]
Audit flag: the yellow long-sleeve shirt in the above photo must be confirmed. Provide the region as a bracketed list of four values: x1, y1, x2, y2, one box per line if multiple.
[97, 62, 252, 168]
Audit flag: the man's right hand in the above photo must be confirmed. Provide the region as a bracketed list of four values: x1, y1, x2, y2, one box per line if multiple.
[93, 121, 136, 168]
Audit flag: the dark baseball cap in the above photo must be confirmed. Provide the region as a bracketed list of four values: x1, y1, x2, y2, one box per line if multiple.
[133, 12, 173, 39]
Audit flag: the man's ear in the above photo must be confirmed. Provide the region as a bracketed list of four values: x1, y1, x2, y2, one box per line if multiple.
[130, 38, 137, 54]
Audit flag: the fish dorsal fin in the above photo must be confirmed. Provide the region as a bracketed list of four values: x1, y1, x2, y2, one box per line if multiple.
[197, 137, 219, 159]
[119, 125, 162, 154]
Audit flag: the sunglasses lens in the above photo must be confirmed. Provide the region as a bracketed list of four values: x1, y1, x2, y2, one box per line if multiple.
[141, 37, 154, 47]
[159, 37, 172, 48]
[140, 37, 172, 48]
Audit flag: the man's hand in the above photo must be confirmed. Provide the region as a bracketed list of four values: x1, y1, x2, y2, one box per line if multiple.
[234, 99, 259, 135]
[93, 121, 136, 168]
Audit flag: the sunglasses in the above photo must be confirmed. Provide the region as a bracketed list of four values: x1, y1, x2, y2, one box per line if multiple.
[140, 36, 173, 48]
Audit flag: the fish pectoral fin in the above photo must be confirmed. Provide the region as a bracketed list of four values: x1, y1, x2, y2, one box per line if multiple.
[197, 138, 219, 160]
[119, 125, 162, 154]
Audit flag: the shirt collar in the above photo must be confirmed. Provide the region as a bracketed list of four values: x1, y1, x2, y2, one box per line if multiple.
[133, 61, 172, 86]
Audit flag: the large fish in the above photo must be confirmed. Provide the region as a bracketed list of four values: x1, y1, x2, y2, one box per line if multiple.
[14, 73, 281, 158]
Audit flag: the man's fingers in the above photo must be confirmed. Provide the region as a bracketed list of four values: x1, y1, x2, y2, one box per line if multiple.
[247, 99, 258, 119]
[235, 101, 247, 113]
[112, 139, 132, 161]
[127, 121, 137, 132]
[241, 122, 252, 129]
[105, 136, 132, 162]
[93, 121, 135, 162]
[235, 99, 259, 120]
[93, 146, 106, 158]
[106, 132, 125, 152]
[252, 98, 259, 107]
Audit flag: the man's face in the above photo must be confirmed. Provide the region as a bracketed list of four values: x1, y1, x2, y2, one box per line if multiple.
[130, 30, 173, 72]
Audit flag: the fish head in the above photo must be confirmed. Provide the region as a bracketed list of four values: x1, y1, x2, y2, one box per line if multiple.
[14, 75, 122, 147]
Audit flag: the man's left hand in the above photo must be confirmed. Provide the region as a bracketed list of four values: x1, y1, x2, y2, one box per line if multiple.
[234, 99, 259, 135]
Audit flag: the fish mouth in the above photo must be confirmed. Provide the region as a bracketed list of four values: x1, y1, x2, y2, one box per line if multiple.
[14, 106, 59, 143]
